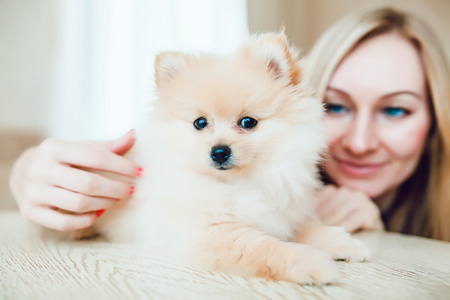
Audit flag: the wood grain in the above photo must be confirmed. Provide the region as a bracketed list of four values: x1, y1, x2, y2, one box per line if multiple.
[1, 211, 450, 299]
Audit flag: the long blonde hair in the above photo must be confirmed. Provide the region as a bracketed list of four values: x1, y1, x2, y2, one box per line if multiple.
[306, 7, 450, 241]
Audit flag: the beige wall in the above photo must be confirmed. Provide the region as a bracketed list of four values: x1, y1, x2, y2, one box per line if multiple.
[1, 0, 447, 136]
[0, 0, 57, 135]
[247, 0, 450, 58]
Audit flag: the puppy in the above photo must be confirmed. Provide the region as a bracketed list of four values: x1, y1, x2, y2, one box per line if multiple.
[76, 32, 369, 285]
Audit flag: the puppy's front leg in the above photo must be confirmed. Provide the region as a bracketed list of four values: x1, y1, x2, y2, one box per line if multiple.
[198, 221, 340, 285]
[295, 217, 371, 262]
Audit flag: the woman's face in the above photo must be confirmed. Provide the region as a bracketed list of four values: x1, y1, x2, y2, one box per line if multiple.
[323, 32, 432, 199]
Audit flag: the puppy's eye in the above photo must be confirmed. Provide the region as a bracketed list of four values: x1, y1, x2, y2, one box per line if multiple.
[239, 117, 258, 129]
[193, 117, 208, 130]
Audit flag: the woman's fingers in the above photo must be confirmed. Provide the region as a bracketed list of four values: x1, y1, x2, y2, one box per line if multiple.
[316, 185, 337, 203]
[26, 183, 119, 213]
[319, 188, 362, 225]
[336, 211, 365, 233]
[316, 185, 382, 233]
[34, 163, 133, 199]
[38, 138, 141, 178]
[316, 185, 346, 221]
[27, 162, 132, 199]
[338, 207, 380, 233]
[104, 128, 136, 155]
[322, 202, 357, 227]
[22, 206, 97, 232]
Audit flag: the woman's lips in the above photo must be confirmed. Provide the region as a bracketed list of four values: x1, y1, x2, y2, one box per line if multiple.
[336, 159, 384, 177]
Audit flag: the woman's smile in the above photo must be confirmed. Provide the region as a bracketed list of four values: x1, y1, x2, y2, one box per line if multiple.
[334, 158, 385, 177]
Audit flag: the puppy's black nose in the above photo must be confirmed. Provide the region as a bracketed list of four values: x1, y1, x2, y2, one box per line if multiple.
[210, 145, 232, 164]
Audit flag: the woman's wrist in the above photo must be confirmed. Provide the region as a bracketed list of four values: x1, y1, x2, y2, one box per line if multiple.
[9, 146, 36, 204]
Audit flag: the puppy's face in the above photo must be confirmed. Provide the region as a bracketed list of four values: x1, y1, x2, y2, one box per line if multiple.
[152, 33, 323, 177]
[191, 115, 257, 171]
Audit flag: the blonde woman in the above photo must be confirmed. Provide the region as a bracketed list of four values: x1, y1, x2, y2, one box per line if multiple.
[9, 7, 450, 241]
[310, 7, 450, 241]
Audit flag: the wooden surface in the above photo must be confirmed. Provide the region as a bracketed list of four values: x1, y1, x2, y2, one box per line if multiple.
[1, 210, 450, 300]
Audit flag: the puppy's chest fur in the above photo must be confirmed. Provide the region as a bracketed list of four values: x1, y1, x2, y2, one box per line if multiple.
[96, 141, 313, 249]
[230, 183, 312, 241]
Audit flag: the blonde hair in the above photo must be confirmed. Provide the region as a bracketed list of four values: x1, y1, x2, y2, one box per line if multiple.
[306, 7, 450, 241]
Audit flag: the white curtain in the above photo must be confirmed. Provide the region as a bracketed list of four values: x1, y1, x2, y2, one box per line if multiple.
[49, 0, 248, 140]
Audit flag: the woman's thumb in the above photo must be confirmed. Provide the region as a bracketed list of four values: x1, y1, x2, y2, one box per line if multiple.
[106, 129, 136, 155]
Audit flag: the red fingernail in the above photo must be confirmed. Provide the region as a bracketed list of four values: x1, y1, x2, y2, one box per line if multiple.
[129, 186, 135, 196]
[136, 167, 143, 177]
[96, 209, 106, 218]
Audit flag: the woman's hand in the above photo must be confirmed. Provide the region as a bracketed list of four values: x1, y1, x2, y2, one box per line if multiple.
[316, 185, 383, 233]
[9, 130, 141, 232]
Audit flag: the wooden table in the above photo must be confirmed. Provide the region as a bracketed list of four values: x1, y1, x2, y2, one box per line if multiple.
[1, 211, 449, 299]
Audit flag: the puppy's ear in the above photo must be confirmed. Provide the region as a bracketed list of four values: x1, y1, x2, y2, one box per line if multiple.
[246, 30, 303, 85]
[154, 51, 187, 89]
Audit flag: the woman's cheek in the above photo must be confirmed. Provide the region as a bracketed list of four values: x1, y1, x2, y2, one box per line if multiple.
[380, 117, 430, 158]
[324, 117, 346, 146]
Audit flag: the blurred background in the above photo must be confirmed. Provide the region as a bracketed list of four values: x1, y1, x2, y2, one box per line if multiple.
[1, 0, 449, 209]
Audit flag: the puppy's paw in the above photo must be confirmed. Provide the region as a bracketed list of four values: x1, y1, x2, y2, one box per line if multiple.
[285, 251, 340, 285]
[321, 227, 371, 262]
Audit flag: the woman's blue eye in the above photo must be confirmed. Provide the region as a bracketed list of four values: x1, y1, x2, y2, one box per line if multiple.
[383, 107, 409, 118]
[325, 103, 347, 114]
[193, 117, 208, 130]
[239, 117, 258, 129]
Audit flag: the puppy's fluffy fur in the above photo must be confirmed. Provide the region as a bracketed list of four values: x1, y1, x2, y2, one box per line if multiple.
[78, 32, 369, 285]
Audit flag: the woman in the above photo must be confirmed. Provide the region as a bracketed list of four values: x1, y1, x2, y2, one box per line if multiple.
[309, 7, 450, 240]
[9, 7, 450, 241]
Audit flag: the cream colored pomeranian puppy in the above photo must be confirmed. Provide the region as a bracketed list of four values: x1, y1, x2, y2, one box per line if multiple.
[76, 32, 369, 285]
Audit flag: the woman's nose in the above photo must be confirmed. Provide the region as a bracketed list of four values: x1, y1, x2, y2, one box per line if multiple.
[342, 113, 379, 155]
